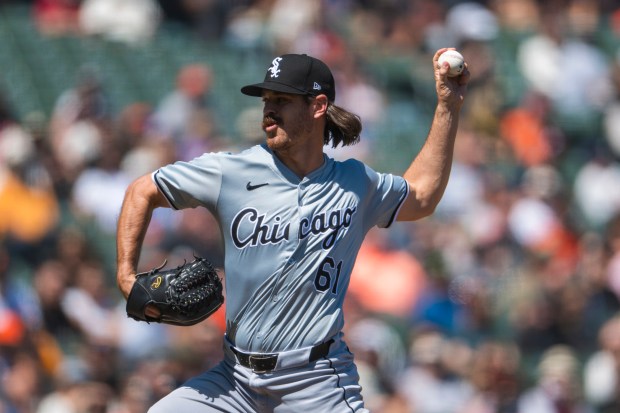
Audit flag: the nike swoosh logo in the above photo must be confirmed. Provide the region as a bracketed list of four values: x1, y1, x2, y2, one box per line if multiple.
[246, 182, 270, 191]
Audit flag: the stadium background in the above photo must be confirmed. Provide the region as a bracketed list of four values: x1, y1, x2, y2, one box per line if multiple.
[2, 0, 620, 412]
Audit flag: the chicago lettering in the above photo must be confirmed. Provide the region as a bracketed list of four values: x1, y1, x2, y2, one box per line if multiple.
[299, 207, 356, 249]
[231, 208, 290, 248]
[231, 207, 356, 249]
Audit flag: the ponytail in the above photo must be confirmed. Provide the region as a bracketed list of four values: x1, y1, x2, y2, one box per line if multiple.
[324, 104, 362, 148]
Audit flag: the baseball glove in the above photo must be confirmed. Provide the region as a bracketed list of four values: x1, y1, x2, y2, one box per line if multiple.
[126, 256, 223, 326]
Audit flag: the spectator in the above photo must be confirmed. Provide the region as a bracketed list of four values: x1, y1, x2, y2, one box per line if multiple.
[348, 227, 427, 318]
[516, 3, 613, 138]
[1, 349, 44, 413]
[583, 314, 620, 413]
[397, 328, 473, 413]
[31, 260, 77, 343]
[572, 148, 620, 231]
[347, 317, 408, 412]
[499, 91, 564, 167]
[79, 0, 161, 45]
[70, 138, 132, 235]
[147, 63, 214, 152]
[517, 345, 594, 413]
[0, 124, 59, 262]
[507, 164, 578, 267]
[459, 341, 521, 413]
[48, 67, 110, 184]
[34, 0, 81, 36]
[60, 260, 117, 344]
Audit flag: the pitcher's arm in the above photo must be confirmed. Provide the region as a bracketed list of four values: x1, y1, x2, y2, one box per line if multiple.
[397, 48, 469, 221]
[116, 174, 169, 298]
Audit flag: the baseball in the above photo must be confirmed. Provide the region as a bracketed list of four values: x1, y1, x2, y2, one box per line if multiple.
[438, 50, 465, 77]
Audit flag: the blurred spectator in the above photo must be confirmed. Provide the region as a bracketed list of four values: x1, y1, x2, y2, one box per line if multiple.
[49, 67, 110, 185]
[49, 66, 109, 138]
[60, 260, 116, 344]
[148, 63, 213, 148]
[574, 231, 620, 354]
[234, 105, 265, 148]
[410, 248, 468, 336]
[347, 317, 408, 412]
[107, 373, 152, 413]
[517, 345, 594, 413]
[349, 227, 426, 318]
[31, 260, 77, 344]
[113, 301, 170, 362]
[573, 149, 620, 231]
[499, 91, 565, 167]
[516, 3, 613, 137]
[583, 314, 620, 413]
[53, 120, 104, 183]
[79, 0, 161, 45]
[0, 245, 35, 345]
[459, 341, 521, 413]
[435, 126, 487, 219]
[114, 103, 152, 153]
[265, 0, 322, 52]
[0, 124, 59, 262]
[33, 0, 81, 37]
[606, 213, 620, 304]
[36, 380, 113, 413]
[1, 349, 44, 413]
[70, 138, 131, 235]
[223, 1, 275, 51]
[584, 315, 620, 413]
[603, 56, 620, 157]
[428, 2, 499, 50]
[507, 164, 578, 267]
[397, 328, 473, 413]
[324, 54, 386, 163]
[157, 207, 225, 268]
[164, 318, 226, 373]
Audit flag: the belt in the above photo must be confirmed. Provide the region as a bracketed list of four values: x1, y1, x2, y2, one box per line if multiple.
[228, 339, 334, 373]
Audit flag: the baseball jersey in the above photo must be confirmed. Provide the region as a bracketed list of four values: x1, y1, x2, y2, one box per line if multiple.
[153, 144, 409, 353]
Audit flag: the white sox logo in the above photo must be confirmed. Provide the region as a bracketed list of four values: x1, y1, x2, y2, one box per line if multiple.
[231, 206, 357, 249]
[268, 57, 283, 78]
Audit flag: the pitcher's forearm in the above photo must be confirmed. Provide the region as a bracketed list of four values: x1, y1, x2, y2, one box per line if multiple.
[405, 105, 459, 187]
[399, 105, 459, 220]
[116, 174, 166, 298]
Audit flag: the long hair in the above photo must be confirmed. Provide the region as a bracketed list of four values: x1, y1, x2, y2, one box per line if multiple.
[324, 104, 362, 148]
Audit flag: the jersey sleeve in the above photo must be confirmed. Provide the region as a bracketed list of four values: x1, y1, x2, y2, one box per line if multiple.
[152, 153, 223, 212]
[362, 164, 409, 228]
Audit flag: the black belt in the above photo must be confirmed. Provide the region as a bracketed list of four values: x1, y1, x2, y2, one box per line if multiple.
[230, 339, 334, 373]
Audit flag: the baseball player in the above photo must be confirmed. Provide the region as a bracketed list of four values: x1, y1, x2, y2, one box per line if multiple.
[116, 48, 469, 412]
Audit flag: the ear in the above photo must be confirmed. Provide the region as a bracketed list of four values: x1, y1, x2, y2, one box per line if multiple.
[312, 94, 329, 119]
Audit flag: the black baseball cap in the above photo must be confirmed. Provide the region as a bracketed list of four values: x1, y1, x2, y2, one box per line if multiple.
[241, 54, 336, 102]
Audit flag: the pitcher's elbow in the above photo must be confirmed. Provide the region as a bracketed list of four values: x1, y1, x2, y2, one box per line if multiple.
[418, 201, 439, 219]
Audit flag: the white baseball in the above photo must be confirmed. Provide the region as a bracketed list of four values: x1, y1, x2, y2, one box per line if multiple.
[438, 50, 464, 77]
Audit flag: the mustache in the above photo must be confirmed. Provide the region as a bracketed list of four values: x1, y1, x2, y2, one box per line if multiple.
[262, 115, 281, 129]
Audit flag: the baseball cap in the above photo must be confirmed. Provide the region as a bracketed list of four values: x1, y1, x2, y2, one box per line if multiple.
[241, 54, 335, 102]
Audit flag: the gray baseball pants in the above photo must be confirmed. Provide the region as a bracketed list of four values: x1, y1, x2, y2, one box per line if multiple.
[148, 335, 368, 413]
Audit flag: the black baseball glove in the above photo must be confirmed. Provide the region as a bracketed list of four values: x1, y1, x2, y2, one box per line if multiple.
[126, 256, 223, 326]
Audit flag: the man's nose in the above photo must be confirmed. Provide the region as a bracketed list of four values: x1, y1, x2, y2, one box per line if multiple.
[263, 102, 276, 114]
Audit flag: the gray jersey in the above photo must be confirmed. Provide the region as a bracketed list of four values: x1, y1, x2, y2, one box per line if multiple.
[153, 144, 408, 353]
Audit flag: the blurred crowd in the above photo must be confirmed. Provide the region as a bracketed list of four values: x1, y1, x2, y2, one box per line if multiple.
[2, 0, 620, 412]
